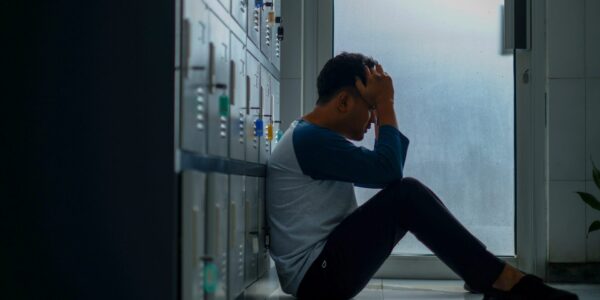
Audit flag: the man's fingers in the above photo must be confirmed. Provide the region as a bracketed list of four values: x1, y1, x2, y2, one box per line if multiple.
[375, 64, 384, 75]
[363, 65, 372, 78]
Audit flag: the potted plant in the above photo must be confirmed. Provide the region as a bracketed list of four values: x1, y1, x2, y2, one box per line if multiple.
[576, 158, 600, 237]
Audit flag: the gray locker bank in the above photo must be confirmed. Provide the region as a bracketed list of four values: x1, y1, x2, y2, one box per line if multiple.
[5, 0, 285, 299]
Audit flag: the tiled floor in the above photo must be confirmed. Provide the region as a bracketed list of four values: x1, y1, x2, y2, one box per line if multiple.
[267, 279, 600, 299]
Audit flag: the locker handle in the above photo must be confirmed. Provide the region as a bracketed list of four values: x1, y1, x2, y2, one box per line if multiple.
[214, 83, 227, 89]
[209, 43, 216, 94]
[229, 60, 236, 105]
[245, 76, 251, 115]
[230, 202, 237, 247]
[215, 205, 221, 255]
[192, 205, 199, 267]
[271, 94, 275, 116]
[259, 86, 264, 117]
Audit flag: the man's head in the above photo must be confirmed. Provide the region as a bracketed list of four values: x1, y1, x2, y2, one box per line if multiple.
[317, 52, 378, 105]
[313, 52, 379, 141]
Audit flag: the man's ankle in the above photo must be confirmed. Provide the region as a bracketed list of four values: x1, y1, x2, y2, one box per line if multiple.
[491, 264, 525, 291]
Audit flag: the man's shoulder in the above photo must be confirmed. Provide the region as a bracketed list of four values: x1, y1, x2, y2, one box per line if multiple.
[292, 120, 345, 147]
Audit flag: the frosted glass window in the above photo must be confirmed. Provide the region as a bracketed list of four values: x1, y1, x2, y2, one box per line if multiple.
[334, 0, 514, 256]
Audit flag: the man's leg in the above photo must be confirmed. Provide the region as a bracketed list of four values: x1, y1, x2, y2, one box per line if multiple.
[296, 177, 505, 299]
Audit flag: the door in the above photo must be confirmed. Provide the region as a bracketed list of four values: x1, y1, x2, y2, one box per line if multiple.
[326, 0, 534, 277]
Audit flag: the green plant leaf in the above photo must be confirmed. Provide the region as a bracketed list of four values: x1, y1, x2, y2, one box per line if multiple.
[588, 221, 600, 235]
[592, 158, 600, 191]
[576, 192, 600, 211]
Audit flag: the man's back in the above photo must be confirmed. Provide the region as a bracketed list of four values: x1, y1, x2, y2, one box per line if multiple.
[266, 119, 358, 296]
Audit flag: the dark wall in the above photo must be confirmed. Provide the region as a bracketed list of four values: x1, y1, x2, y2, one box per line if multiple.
[2, 1, 178, 299]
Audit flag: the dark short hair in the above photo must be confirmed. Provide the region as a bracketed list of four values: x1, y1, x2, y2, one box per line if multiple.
[316, 52, 378, 105]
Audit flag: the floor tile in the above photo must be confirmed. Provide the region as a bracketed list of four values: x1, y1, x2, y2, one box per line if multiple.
[550, 283, 600, 300]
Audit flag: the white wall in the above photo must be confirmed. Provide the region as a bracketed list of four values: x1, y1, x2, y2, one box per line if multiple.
[547, 0, 600, 262]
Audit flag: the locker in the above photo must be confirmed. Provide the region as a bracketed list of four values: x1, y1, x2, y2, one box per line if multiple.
[182, 171, 207, 300]
[271, 0, 281, 70]
[259, 66, 272, 164]
[180, 1, 209, 154]
[228, 175, 246, 299]
[244, 176, 259, 287]
[260, 0, 274, 58]
[257, 177, 269, 277]
[246, 0, 261, 47]
[206, 173, 229, 300]
[208, 11, 230, 157]
[270, 78, 281, 152]
[231, 0, 248, 31]
[229, 34, 246, 161]
[245, 52, 261, 163]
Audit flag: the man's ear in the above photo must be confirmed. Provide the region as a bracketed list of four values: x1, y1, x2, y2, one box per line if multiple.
[336, 90, 350, 113]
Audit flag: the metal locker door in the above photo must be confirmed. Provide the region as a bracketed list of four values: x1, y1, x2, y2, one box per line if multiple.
[229, 34, 246, 161]
[182, 0, 209, 74]
[244, 176, 259, 287]
[231, 0, 248, 31]
[180, 1, 209, 154]
[206, 173, 229, 300]
[257, 177, 269, 277]
[247, 0, 261, 47]
[259, 66, 272, 164]
[207, 12, 230, 157]
[270, 77, 281, 152]
[271, 0, 281, 70]
[245, 52, 260, 163]
[182, 171, 207, 300]
[260, 0, 274, 58]
[228, 175, 245, 299]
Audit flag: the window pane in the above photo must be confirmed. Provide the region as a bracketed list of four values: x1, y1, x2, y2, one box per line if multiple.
[334, 0, 515, 256]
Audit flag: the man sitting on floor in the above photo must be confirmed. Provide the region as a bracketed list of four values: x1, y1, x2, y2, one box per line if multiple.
[266, 52, 578, 300]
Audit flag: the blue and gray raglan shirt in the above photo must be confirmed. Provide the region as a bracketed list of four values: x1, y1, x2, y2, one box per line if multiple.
[266, 119, 410, 296]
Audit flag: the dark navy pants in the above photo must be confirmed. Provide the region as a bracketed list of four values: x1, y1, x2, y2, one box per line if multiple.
[296, 177, 506, 299]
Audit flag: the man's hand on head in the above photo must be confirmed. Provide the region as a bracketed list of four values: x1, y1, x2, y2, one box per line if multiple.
[355, 64, 394, 107]
[355, 64, 398, 129]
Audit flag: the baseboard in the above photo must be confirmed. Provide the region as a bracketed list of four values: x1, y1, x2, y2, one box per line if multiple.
[547, 263, 600, 283]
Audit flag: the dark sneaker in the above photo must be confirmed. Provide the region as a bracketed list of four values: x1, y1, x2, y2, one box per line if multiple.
[483, 274, 579, 300]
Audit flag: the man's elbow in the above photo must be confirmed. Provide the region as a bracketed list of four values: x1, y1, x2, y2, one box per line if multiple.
[377, 154, 404, 182]
[383, 163, 404, 182]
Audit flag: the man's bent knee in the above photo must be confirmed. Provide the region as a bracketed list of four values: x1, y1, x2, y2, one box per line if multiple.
[388, 176, 424, 191]
[385, 177, 438, 207]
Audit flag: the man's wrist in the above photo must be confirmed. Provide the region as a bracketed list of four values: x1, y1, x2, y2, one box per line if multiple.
[376, 102, 397, 128]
